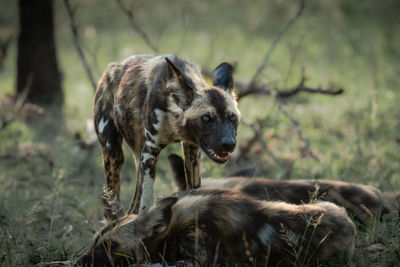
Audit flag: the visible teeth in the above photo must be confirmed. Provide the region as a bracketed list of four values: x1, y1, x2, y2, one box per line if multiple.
[210, 149, 220, 159]
[201, 140, 228, 161]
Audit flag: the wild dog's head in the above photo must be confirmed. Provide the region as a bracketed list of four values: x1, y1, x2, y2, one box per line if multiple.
[166, 57, 240, 163]
[76, 197, 178, 266]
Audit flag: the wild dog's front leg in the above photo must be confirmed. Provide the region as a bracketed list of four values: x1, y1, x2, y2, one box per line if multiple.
[139, 143, 163, 212]
[182, 142, 201, 189]
[129, 138, 164, 214]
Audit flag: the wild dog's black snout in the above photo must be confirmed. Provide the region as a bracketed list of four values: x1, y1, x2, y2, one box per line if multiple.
[214, 123, 237, 153]
[221, 135, 236, 151]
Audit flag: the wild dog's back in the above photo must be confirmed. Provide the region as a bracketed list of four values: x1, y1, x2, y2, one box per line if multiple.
[259, 200, 356, 262]
[94, 55, 203, 150]
[169, 189, 356, 266]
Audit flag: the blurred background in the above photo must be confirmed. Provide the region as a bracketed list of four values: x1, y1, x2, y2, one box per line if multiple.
[0, 0, 399, 265]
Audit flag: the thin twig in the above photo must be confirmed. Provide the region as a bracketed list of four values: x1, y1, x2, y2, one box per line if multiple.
[212, 240, 221, 267]
[63, 0, 97, 91]
[283, 35, 304, 88]
[277, 85, 343, 98]
[114, 0, 159, 54]
[273, 89, 319, 161]
[277, 74, 343, 97]
[246, 0, 305, 90]
[34, 260, 71, 266]
[0, 75, 32, 131]
[241, 118, 282, 165]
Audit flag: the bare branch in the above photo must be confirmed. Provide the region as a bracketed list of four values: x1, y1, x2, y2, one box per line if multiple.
[114, 0, 159, 54]
[209, 73, 341, 101]
[236, 79, 273, 100]
[276, 80, 343, 98]
[203, 67, 343, 101]
[63, 0, 97, 91]
[246, 0, 305, 90]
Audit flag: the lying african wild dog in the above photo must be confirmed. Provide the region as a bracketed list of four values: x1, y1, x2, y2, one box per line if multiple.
[168, 154, 392, 226]
[77, 189, 356, 267]
[94, 55, 239, 215]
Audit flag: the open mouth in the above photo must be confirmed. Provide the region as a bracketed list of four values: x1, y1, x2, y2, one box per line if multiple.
[200, 140, 229, 163]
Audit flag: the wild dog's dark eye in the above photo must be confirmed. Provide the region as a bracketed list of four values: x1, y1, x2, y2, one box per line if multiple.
[201, 114, 211, 123]
[229, 114, 237, 122]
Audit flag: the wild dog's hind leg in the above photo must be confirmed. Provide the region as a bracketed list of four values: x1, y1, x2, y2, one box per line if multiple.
[182, 142, 201, 189]
[95, 115, 124, 218]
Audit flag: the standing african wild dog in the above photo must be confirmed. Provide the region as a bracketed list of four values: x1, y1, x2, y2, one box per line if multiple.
[168, 154, 392, 226]
[77, 188, 356, 267]
[94, 55, 240, 215]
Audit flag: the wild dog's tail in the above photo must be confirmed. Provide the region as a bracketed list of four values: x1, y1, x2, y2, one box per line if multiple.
[102, 191, 124, 220]
[168, 153, 257, 191]
[168, 154, 187, 191]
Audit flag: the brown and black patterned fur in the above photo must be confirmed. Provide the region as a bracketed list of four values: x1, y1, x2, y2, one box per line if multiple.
[168, 154, 393, 226]
[94, 55, 240, 215]
[77, 188, 355, 267]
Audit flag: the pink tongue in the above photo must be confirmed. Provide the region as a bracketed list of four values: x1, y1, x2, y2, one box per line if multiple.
[217, 152, 229, 159]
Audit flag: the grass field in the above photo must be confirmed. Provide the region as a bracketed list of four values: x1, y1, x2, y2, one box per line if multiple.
[0, 0, 399, 266]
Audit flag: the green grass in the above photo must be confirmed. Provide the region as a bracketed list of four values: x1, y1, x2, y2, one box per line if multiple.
[0, 0, 399, 265]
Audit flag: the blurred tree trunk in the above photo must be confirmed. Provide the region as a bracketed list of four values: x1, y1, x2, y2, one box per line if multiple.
[17, 0, 63, 106]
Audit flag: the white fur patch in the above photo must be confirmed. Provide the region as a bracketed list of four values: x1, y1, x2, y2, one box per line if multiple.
[144, 168, 151, 179]
[258, 224, 276, 246]
[144, 140, 159, 149]
[140, 176, 154, 210]
[153, 109, 164, 131]
[144, 128, 160, 144]
[98, 117, 109, 134]
[141, 152, 155, 163]
[106, 140, 111, 149]
[168, 98, 184, 113]
[115, 103, 121, 115]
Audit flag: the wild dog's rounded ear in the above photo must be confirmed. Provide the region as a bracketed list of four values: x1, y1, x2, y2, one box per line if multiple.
[156, 196, 179, 218]
[140, 196, 179, 235]
[153, 196, 179, 234]
[165, 57, 196, 92]
[212, 62, 234, 92]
